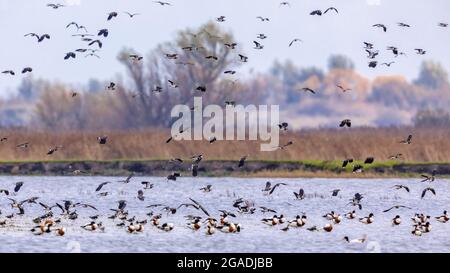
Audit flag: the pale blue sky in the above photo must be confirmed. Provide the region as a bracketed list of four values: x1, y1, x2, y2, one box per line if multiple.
[0, 0, 449, 97]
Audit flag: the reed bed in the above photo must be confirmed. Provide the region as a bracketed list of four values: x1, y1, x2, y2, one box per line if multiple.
[0, 127, 448, 162]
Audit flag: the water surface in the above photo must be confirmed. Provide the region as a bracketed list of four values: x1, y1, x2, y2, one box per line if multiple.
[0, 176, 448, 253]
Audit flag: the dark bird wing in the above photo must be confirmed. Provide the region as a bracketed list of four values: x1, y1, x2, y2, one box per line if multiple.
[421, 188, 435, 199]
[324, 7, 338, 14]
[189, 198, 210, 216]
[269, 183, 287, 195]
[14, 182, 24, 192]
[55, 203, 66, 213]
[420, 175, 430, 182]
[88, 40, 103, 48]
[96, 182, 109, 192]
[177, 203, 198, 209]
[301, 87, 315, 94]
[118, 200, 127, 210]
[421, 189, 427, 199]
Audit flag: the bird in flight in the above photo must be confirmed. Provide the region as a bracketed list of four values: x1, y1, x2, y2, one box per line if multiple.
[154, 1, 171, 6]
[2, 70, 15, 76]
[386, 46, 400, 57]
[293, 188, 305, 200]
[331, 189, 341, 197]
[289, 39, 302, 47]
[66, 22, 88, 32]
[383, 205, 412, 213]
[310, 7, 338, 16]
[337, 85, 351, 92]
[98, 29, 109, 37]
[85, 53, 101, 59]
[88, 40, 103, 48]
[124, 12, 140, 18]
[414, 48, 426, 55]
[397, 22, 411, 27]
[166, 127, 189, 143]
[279, 2, 290, 7]
[421, 170, 436, 182]
[107, 12, 118, 21]
[47, 146, 61, 155]
[373, 24, 387, 32]
[256, 16, 270, 22]
[366, 49, 379, 59]
[278, 122, 288, 131]
[216, 16, 226, 22]
[97, 136, 108, 145]
[339, 119, 351, 128]
[381, 62, 395, 67]
[47, 3, 64, 9]
[257, 34, 267, 40]
[16, 142, 30, 149]
[262, 182, 288, 195]
[421, 187, 436, 199]
[392, 185, 410, 193]
[129, 54, 143, 61]
[399, 134, 412, 144]
[224, 42, 238, 49]
[324, 7, 339, 14]
[64, 52, 76, 60]
[24, 33, 50, 43]
[107, 82, 116, 91]
[253, 41, 264, 49]
[238, 54, 248, 62]
[363, 42, 374, 49]
[299, 87, 316, 94]
[95, 182, 110, 192]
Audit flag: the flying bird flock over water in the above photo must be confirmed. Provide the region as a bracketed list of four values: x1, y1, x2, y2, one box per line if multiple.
[0, 1, 449, 247]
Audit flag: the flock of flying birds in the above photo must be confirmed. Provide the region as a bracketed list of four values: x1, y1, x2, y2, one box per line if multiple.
[0, 2, 449, 244]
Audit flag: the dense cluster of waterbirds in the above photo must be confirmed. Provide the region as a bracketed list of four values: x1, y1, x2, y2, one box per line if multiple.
[0, 2, 448, 242]
[0, 169, 447, 239]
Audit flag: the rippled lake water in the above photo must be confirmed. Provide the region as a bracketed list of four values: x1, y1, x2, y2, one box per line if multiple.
[0, 176, 449, 253]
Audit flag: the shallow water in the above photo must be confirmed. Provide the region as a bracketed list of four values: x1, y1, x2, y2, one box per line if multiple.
[0, 176, 449, 253]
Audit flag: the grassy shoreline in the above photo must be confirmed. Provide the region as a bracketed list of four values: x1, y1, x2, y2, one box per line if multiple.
[0, 159, 448, 178]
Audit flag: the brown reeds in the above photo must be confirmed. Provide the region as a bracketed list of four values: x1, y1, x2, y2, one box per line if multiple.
[0, 127, 449, 162]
